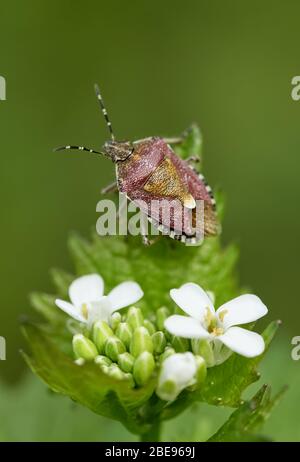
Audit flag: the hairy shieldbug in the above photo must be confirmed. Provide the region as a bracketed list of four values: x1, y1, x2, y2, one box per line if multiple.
[55, 85, 219, 245]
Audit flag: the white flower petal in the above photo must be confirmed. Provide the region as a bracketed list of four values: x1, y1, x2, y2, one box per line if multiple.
[217, 294, 268, 329]
[107, 281, 143, 311]
[55, 299, 86, 323]
[157, 352, 197, 401]
[69, 274, 104, 306]
[87, 297, 112, 327]
[170, 283, 215, 320]
[164, 315, 210, 339]
[159, 352, 197, 386]
[219, 326, 265, 358]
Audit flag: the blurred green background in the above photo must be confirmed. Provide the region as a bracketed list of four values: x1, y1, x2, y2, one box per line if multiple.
[0, 0, 300, 441]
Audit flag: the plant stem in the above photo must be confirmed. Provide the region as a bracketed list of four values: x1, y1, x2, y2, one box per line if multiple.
[140, 422, 161, 442]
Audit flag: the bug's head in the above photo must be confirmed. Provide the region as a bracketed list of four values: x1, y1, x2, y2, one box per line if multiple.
[102, 140, 134, 163]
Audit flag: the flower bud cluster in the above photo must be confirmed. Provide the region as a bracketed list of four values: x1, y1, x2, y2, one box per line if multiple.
[72, 305, 206, 399]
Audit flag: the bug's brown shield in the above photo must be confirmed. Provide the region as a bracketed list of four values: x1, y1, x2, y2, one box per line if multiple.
[117, 137, 219, 242]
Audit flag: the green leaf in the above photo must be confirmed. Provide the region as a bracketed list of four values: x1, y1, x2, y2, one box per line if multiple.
[29, 292, 74, 355]
[68, 232, 240, 317]
[25, 227, 248, 434]
[21, 322, 156, 435]
[1, 336, 295, 441]
[22, 124, 281, 440]
[30, 292, 66, 326]
[50, 268, 75, 299]
[26, 216, 269, 430]
[0, 374, 136, 442]
[208, 384, 287, 442]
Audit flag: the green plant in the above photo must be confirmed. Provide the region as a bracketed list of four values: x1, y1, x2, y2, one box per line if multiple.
[22, 125, 284, 441]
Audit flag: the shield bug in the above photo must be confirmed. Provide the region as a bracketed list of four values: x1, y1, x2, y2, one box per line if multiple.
[55, 85, 219, 245]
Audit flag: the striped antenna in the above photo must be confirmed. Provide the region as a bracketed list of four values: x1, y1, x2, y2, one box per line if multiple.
[94, 84, 115, 141]
[53, 145, 102, 155]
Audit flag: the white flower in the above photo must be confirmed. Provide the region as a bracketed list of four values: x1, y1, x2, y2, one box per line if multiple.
[157, 352, 198, 401]
[55, 274, 143, 328]
[165, 283, 268, 364]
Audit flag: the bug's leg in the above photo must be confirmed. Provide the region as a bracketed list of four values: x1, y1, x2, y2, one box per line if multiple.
[186, 155, 201, 165]
[134, 128, 193, 146]
[101, 181, 118, 194]
[169, 126, 202, 166]
[162, 126, 194, 145]
[166, 127, 201, 156]
[54, 145, 102, 155]
[139, 212, 155, 246]
[140, 211, 150, 245]
[140, 212, 161, 246]
[133, 135, 185, 145]
[162, 136, 185, 145]
[142, 235, 151, 246]
[133, 136, 152, 145]
[142, 233, 160, 246]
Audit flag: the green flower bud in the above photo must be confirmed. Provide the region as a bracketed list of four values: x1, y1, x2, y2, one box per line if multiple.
[216, 344, 232, 365]
[143, 319, 156, 335]
[187, 355, 207, 391]
[92, 320, 114, 354]
[115, 322, 132, 349]
[118, 352, 134, 373]
[106, 364, 126, 381]
[156, 307, 170, 331]
[72, 334, 98, 361]
[171, 335, 189, 353]
[107, 365, 134, 384]
[94, 355, 112, 368]
[127, 306, 144, 330]
[130, 326, 153, 357]
[101, 365, 110, 375]
[157, 379, 177, 400]
[74, 358, 85, 366]
[195, 355, 207, 385]
[191, 339, 215, 367]
[159, 347, 175, 363]
[152, 331, 167, 354]
[110, 312, 122, 330]
[133, 351, 155, 386]
[124, 373, 135, 388]
[105, 336, 126, 362]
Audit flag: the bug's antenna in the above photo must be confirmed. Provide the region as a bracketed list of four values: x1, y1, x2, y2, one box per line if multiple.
[94, 84, 115, 141]
[53, 145, 102, 155]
